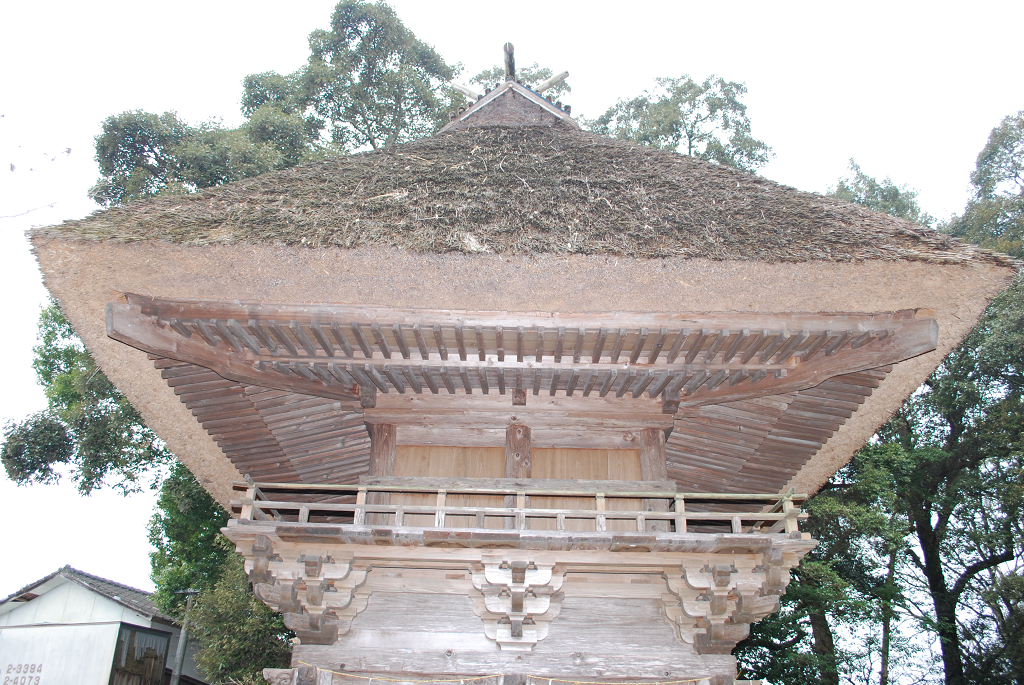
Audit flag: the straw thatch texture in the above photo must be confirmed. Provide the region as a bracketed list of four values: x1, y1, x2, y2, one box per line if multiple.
[42, 125, 1015, 266]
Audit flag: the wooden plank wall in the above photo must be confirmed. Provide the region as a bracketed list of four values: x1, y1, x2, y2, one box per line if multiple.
[395, 446, 505, 527]
[394, 446, 643, 531]
[532, 448, 642, 531]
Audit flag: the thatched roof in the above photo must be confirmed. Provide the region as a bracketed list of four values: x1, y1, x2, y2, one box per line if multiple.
[42, 124, 1015, 266]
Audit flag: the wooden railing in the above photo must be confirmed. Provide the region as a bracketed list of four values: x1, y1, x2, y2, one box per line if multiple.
[232, 480, 807, 535]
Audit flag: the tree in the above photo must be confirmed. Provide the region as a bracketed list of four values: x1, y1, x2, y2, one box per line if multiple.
[148, 462, 232, 615]
[736, 461, 901, 685]
[830, 159, 936, 227]
[246, 0, 460, 152]
[469, 62, 571, 100]
[1, 302, 172, 493]
[946, 111, 1024, 258]
[91, 2, 461, 206]
[188, 553, 293, 685]
[866, 314, 1024, 685]
[89, 107, 314, 207]
[587, 74, 773, 172]
[148, 464, 292, 683]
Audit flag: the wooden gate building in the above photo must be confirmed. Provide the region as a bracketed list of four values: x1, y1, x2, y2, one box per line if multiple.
[31, 69, 1018, 685]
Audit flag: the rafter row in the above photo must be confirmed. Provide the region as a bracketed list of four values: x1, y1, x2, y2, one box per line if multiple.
[260, 362, 787, 399]
[167, 317, 889, 369]
[110, 297, 938, 407]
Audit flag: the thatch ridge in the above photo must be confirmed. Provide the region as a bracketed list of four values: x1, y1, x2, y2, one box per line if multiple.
[39, 126, 1017, 267]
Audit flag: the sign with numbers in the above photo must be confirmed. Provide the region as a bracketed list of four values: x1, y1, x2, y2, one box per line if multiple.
[3, 663, 43, 685]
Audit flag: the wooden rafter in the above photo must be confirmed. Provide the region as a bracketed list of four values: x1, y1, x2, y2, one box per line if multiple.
[109, 295, 938, 412]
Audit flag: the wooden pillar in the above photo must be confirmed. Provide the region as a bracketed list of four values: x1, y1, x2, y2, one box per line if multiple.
[367, 423, 396, 524]
[505, 424, 532, 479]
[639, 427, 670, 531]
[504, 424, 531, 528]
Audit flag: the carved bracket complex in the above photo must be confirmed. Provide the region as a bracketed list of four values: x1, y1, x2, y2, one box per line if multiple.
[248, 535, 370, 644]
[469, 556, 566, 651]
[661, 546, 801, 654]
[231, 523, 814, 662]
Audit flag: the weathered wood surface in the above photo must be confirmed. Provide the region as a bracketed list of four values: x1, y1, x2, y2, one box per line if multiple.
[357, 476, 679, 494]
[110, 297, 937, 410]
[297, 594, 732, 679]
[442, 79, 577, 132]
[639, 428, 670, 531]
[152, 349, 895, 497]
[366, 423, 396, 523]
[505, 424, 532, 479]
[394, 426, 661, 450]
[122, 293, 929, 332]
[226, 520, 815, 682]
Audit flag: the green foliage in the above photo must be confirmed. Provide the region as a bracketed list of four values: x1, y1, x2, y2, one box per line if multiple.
[469, 63, 571, 100]
[737, 461, 899, 685]
[1, 302, 171, 493]
[741, 154, 1024, 685]
[89, 108, 317, 207]
[148, 464, 291, 683]
[90, 110, 189, 206]
[967, 571, 1024, 682]
[586, 74, 773, 172]
[829, 159, 936, 226]
[247, 0, 459, 152]
[1, 413, 72, 484]
[188, 551, 292, 684]
[92, 2, 460, 206]
[148, 462, 231, 616]
[946, 111, 1024, 258]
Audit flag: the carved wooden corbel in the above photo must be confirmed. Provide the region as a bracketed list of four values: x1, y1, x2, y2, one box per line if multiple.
[262, 667, 319, 685]
[248, 542, 370, 645]
[662, 544, 804, 654]
[470, 557, 565, 651]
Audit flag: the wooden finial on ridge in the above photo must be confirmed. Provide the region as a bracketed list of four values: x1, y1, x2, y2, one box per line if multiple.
[504, 42, 515, 81]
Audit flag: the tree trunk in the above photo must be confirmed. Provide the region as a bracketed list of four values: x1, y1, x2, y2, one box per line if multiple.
[809, 609, 840, 685]
[879, 550, 897, 685]
[914, 511, 966, 685]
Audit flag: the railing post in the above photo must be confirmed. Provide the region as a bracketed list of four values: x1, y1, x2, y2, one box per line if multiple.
[395, 506, 404, 527]
[637, 514, 646, 533]
[299, 505, 309, 524]
[515, 491, 527, 530]
[731, 516, 743, 533]
[782, 496, 798, 533]
[241, 487, 256, 521]
[355, 487, 367, 525]
[674, 494, 686, 533]
[595, 493, 607, 532]
[435, 489, 447, 528]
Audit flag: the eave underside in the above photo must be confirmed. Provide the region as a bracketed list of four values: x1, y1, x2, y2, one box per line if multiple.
[153, 357, 890, 495]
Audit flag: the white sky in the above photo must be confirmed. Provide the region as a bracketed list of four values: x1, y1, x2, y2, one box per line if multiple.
[1, 0, 1021, 597]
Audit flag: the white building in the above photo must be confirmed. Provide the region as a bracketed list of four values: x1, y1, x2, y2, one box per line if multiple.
[0, 566, 208, 685]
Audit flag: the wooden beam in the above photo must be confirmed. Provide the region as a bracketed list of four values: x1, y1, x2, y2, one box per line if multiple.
[126, 293, 929, 338]
[505, 425, 532, 479]
[107, 304, 360, 401]
[638, 427, 670, 531]
[396, 425, 656, 449]
[110, 298, 938, 411]
[505, 424, 531, 528]
[357, 476, 678, 494]
[638, 427, 668, 481]
[368, 423, 397, 477]
[367, 423, 396, 524]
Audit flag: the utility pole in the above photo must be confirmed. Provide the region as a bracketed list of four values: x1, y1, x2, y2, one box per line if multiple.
[169, 589, 198, 685]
